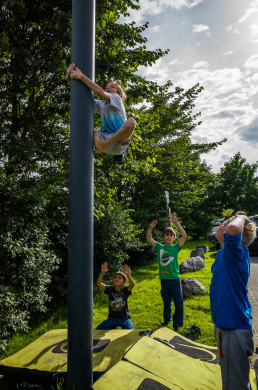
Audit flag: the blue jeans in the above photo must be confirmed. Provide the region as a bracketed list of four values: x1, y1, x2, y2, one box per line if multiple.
[160, 278, 184, 330]
[96, 315, 134, 330]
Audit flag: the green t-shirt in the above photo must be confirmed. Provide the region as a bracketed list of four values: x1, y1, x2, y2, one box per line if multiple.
[155, 241, 182, 279]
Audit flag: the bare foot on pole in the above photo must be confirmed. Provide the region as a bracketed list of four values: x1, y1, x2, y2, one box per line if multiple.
[94, 132, 105, 152]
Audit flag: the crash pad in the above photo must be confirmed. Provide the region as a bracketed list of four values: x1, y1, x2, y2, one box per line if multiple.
[93, 360, 178, 390]
[94, 335, 257, 390]
[151, 328, 218, 363]
[0, 328, 144, 380]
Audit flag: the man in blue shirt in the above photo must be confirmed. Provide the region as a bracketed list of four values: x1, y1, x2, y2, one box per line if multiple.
[210, 211, 256, 390]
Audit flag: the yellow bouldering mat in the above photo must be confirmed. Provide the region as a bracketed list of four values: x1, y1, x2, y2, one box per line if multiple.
[151, 327, 218, 364]
[0, 328, 144, 380]
[93, 360, 179, 390]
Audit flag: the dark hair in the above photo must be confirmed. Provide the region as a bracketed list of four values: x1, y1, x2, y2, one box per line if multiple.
[163, 227, 177, 239]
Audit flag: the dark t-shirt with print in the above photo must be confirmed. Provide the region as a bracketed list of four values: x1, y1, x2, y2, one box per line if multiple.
[104, 285, 131, 319]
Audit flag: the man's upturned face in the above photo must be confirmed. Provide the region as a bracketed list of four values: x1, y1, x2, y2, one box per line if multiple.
[214, 218, 233, 244]
[214, 223, 225, 244]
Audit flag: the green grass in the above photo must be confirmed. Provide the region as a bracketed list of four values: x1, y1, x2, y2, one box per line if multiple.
[1, 239, 217, 360]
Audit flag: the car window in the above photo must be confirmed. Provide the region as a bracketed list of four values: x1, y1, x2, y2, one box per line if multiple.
[249, 216, 258, 226]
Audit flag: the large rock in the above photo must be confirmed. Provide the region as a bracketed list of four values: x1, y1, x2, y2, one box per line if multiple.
[190, 248, 205, 259]
[196, 245, 209, 253]
[179, 256, 205, 273]
[181, 278, 206, 298]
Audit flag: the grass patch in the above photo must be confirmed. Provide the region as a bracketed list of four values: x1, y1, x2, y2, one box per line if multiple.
[1, 239, 217, 360]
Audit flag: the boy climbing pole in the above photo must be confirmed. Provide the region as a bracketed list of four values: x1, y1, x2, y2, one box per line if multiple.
[66, 64, 136, 162]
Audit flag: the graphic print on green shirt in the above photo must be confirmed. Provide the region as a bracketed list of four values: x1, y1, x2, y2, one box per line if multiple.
[155, 242, 182, 279]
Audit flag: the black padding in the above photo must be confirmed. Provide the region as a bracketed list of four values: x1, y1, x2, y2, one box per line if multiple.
[51, 338, 111, 354]
[93, 338, 111, 353]
[169, 335, 219, 363]
[137, 378, 171, 389]
[52, 340, 68, 353]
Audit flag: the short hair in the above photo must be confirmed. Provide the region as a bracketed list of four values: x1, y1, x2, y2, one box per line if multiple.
[111, 80, 126, 101]
[163, 227, 177, 239]
[114, 271, 127, 283]
[242, 222, 256, 247]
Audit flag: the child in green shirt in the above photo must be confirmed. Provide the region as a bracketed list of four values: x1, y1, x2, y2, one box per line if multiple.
[147, 214, 187, 330]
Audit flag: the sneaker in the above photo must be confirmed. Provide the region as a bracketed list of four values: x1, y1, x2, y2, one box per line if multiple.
[113, 152, 125, 162]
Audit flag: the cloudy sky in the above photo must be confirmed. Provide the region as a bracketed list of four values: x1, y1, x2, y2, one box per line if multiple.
[122, 0, 258, 173]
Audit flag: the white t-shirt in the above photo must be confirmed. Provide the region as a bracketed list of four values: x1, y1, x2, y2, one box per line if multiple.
[94, 93, 127, 133]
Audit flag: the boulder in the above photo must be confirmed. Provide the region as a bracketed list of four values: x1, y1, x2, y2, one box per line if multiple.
[180, 256, 205, 273]
[196, 245, 209, 253]
[181, 278, 206, 298]
[190, 248, 205, 259]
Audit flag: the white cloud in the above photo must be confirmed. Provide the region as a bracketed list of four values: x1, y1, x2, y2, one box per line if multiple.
[244, 54, 258, 69]
[192, 61, 209, 69]
[239, 0, 258, 23]
[121, 0, 206, 24]
[150, 25, 160, 33]
[250, 24, 258, 36]
[161, 62, 258, 172]
[169, 59, 179, 66]
[192, 24, 211, 37]
[138, 58, 170, 84]
[224, 51, 233, 56]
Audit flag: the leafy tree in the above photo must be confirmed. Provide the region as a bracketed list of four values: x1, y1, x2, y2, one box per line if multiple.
[213, 152, 258, 215]
[0, 170, 61, 350]
[0, 0, 169, 348]
[0, 0, 228, 351]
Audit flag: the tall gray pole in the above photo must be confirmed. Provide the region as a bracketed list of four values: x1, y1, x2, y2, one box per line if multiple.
[165, 191, 172, 227]
[68, 0, 95, 388]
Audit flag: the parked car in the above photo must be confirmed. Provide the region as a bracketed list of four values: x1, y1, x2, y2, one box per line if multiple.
[208, 215, 258, 254]
[208, 219, 224, 250]
[248, 215, 258, 255]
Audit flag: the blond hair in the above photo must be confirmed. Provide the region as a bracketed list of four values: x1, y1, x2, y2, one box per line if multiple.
[112, 80, 126, 101]
[242, 222, 256, 247]
[227, 215, 257, 247]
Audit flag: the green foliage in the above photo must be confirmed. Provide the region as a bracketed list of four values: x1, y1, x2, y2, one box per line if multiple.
[94, 199, 143, 275]
[0, 169, 61, 350]
[222, 208, 234, 218]
[0, 0, 239, 354]
[213, 152, 258, 215]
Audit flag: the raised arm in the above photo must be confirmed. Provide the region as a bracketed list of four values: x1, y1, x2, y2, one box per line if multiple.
[123, 264, 135, 292]
[225, 211, 250, 236]
[146, 220, 158, 247]
[169, 214, 187, 248]
[66, 63, 110, 101]
[96, 262, 109, 290]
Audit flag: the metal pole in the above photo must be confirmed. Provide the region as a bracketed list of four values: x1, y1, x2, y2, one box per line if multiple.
[165, 190, 172, 227]
[68, 0, 95, 388]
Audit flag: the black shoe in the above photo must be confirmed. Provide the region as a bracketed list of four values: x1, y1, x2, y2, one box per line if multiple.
[113, 151, 125, 162]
